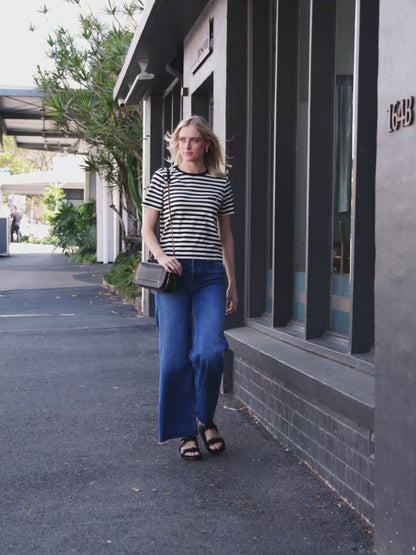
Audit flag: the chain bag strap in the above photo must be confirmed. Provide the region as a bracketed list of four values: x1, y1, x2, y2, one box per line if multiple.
[133, 166, 177, 292]
[166, 166, 175, 258]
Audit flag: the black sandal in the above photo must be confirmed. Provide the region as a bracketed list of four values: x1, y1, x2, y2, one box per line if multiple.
[179, 436, 202, 461]
[199, 422, 226, 455]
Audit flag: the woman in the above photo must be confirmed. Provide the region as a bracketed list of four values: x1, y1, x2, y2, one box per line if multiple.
[141, 115, 238, 461]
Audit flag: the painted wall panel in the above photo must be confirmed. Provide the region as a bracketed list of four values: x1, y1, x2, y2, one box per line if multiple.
[375, 0, 416, 551]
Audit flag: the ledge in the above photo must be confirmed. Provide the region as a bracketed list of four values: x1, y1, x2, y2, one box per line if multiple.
[225, 326, 375, 432]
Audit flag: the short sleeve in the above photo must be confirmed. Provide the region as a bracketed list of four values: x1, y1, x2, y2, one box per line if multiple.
[219, 177, 235, 215]
[142, 168, 167, 212]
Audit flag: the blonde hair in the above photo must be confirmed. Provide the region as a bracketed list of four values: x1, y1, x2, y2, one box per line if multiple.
[165, 115, 228, 177]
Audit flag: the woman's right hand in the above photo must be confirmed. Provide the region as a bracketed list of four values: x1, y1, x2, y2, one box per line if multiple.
[158, 254, 183, 276]
[142, 208, 182, 276]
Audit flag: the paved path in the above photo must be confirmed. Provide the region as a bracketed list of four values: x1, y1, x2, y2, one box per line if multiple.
[0, 246, 373, 554]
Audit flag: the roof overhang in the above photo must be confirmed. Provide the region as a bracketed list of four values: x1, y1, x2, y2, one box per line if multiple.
[0, 87, 85, 153]
[113, 0, 210, 105]
[0, 170, 85, 195]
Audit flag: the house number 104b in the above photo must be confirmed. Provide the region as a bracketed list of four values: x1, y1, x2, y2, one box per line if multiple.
[388, 96, 414, 132]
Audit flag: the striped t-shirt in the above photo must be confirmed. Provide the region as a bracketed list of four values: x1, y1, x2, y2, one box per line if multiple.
[142, 166, 234, 260]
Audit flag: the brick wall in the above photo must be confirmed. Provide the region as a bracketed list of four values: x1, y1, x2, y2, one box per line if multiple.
[233, 355, 375, 521]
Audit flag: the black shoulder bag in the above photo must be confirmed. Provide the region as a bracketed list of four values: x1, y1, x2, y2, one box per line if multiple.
[133, 167, 177, 292]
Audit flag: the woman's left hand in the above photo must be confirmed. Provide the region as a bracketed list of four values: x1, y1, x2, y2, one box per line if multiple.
[226, 285, 238, 315]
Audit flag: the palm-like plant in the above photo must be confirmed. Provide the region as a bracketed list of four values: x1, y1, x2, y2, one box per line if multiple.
[49, 198, 96, 257]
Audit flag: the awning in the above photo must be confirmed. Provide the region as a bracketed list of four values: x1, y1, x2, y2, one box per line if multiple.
[0, 87, 86, 153]
[0, 170, 85, 196]
[113, 0, 210, 105]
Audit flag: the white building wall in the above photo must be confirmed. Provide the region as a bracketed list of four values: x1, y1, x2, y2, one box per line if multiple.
[140, 98, 153, 314]
[96, 173, 119, 263]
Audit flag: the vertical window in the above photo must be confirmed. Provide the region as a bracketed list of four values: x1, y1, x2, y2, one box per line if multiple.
[162, 80, 182, 160]
[163, 80, 182, 133]
[264, 4, 277, 317]
[292, 0, 310, 323]
[208, 93, 214, 127]
[330, 0, 355, 334]
[247, 0, 276, 321]
[191, 74, 214, 126]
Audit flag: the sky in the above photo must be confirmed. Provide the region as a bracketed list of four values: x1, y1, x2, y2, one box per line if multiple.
[0, 0, 133, 89]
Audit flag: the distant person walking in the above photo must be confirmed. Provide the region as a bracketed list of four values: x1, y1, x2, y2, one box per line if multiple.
[10, 206, 22, 243]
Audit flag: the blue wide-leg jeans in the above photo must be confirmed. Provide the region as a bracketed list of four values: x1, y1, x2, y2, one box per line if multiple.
[155, 259, 228, 443]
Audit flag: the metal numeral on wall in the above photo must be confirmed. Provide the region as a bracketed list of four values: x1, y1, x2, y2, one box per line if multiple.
[388, 96, 414, 132]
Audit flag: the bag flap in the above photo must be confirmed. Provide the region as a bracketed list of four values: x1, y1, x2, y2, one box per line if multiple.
[133, 261, 166, 287]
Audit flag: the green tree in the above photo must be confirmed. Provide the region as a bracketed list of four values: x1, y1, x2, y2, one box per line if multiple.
[0, 136, 35, 174]
[34, 0, 144, 246]
[41, 183, 65, 224]
[0, 135, 57, 173]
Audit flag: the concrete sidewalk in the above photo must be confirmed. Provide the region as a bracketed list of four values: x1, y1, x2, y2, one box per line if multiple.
[0, 247, 373, 554]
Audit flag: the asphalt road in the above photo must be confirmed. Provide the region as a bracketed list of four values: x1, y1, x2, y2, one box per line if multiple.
[0, 245, 374, 554]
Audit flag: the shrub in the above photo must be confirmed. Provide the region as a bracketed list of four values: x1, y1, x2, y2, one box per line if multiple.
[49, 198, 96, 261]
[104, 251, 141, 301]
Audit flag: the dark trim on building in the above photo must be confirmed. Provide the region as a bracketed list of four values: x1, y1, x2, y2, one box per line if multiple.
[245, 0, 276, 319]
[225, 0, 248, 329]
[305, 0, 336, 339]
[350, 0, 378, 354]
